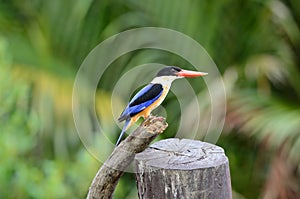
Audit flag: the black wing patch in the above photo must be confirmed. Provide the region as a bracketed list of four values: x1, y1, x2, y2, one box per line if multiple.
[129, 84, 163, 107]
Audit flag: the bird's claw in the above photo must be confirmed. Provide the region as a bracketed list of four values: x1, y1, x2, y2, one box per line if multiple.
[152, 116, 165, 123]
[142, 115, 168, 134]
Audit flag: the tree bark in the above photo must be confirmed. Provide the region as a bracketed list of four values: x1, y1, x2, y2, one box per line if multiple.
[86, 115, 168, 199]
[135, 138, 232, 199]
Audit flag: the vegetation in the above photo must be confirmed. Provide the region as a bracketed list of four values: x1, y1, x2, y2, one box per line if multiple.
[0, 0, 299, 198]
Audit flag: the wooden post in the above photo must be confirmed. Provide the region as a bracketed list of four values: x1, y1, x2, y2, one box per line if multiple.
[135, 138, 232, 199]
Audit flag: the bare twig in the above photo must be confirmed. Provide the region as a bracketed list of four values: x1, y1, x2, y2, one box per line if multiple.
[87, 115, 168, 199]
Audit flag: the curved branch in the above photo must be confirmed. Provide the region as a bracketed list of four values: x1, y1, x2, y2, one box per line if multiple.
[87, 115, 168, 199]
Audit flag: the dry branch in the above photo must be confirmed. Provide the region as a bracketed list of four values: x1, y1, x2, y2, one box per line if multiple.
[87, 115, 168, 199]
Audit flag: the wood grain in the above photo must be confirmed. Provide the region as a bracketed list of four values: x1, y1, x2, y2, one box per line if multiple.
[135, 138, 232, 199]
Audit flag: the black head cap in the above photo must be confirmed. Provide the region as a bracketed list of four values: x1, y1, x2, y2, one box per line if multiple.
[156, 66, 182, 77]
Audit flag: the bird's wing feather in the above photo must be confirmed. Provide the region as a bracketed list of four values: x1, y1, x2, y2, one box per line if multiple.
[118, 84, 163, 122]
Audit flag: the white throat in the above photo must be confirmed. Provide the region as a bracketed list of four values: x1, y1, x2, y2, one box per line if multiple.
[151, 76, 181, 87]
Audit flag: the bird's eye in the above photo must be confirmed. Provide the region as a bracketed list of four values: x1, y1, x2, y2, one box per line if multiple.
[172, 67, 181, 72]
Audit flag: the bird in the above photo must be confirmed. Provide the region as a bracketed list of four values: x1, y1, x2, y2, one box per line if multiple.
[116, 66, 207, 145]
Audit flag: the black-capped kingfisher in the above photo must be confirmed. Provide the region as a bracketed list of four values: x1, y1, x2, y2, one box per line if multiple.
[116, 66, 207, 145]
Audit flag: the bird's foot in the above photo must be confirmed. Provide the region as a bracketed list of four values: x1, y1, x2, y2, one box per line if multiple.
[143, 115, 168, 134]
[144, 114, 164, 123]
[152, 116, 165, 122]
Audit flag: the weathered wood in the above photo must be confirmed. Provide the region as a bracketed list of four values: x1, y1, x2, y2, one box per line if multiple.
[87, 115, 168, 199]
[135, 138, 232, 199]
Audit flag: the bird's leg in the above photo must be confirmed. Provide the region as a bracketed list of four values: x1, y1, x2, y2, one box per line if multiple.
[149, 113, 164, 122]
[143, 114, 165, 126]
[142, 114, 154, 126]
[146, 113, 153, 119]
[144, 115, 168, 134]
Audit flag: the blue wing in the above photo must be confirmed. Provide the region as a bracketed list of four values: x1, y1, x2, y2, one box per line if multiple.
[118, 84, 163, 122]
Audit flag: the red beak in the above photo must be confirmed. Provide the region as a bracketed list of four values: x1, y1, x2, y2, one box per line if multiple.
[177, 70, 208, 77]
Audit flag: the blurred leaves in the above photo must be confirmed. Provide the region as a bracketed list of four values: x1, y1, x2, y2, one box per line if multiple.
[0, 0, 300, 198]
[0, 38, 99, 198]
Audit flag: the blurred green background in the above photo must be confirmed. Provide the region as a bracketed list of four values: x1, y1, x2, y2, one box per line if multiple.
[1, 0, 300, 198]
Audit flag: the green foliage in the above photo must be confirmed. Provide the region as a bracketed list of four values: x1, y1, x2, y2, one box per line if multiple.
[0, 0, 300, 198]
[0, 38, 99, 198]
[218, 134, 265, 199]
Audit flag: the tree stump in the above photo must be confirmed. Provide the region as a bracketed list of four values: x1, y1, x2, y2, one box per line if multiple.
[134, 138, 232, 199]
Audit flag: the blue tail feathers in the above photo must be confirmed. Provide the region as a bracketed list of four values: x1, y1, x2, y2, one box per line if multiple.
[116, 119, 131, 146]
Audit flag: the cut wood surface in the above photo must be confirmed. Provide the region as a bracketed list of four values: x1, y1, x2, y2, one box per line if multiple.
[135, 138, 232, 199]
